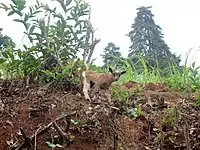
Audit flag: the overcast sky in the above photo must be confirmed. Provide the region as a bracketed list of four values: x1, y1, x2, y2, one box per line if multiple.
[1, 0, 200, 67]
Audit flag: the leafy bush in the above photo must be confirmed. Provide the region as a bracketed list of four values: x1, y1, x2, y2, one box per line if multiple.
[0, 0, 92, 84]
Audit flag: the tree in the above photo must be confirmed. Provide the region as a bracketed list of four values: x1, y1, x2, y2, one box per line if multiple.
[127, 6, 181, 75]
[101, 42, 123, 69]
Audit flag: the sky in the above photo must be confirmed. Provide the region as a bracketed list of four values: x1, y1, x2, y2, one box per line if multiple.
[0, 0, 200, 67]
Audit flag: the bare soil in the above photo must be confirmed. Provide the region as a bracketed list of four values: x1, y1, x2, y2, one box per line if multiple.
[0, 80, 199, 150]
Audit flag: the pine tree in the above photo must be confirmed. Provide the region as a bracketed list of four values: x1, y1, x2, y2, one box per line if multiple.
[127, 6, 181, 75]
[101, 42, 123, 69]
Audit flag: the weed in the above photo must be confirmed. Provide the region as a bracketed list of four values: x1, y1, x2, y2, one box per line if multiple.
[46, 141, 62, 149]
[194, 90, 200, 107]
[162, 106, 178, 125]
[126, 105, 143, 118]
[110, 85, 138, 101]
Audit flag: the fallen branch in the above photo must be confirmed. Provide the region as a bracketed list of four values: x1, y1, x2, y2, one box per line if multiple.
[9, 111, 76, 149]
[34, 126, 42, 150]
[53, 121, 68, 144]
[52, 111, 73, 147]
[184, 120, 191, 150]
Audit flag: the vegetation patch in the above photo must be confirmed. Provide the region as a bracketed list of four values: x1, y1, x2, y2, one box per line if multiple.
[0, 0, 200, 149]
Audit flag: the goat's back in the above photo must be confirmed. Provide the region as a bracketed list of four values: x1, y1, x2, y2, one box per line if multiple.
[84, 70, 114, 84]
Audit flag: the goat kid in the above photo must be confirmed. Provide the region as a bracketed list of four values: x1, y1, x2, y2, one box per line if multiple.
[82, 67, 126, 101]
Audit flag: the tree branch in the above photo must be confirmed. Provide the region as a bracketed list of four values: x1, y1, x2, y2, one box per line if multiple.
[82, 6, 100, 65]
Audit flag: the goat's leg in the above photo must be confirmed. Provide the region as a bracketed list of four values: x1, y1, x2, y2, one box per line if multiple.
[93, 84, 100, 93]
[82, 71, 91, 101]
[83, 82, 91, 101]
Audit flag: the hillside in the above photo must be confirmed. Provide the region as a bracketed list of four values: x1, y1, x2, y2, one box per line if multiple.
[0, 79, 199, 150]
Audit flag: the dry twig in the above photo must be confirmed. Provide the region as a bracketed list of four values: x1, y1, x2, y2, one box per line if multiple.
[9, 111, 76, 149]
[34, 126, 42, 150]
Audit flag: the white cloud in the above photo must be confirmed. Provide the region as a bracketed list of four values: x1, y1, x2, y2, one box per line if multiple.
[1, 0, 200, 67]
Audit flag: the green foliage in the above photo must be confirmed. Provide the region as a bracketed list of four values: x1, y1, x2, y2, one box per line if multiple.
[187, 63, 200, 92]
[163, 61, 200, 92]
[101, 42, 123, 70]
[126, 105, 143, 118]
[112, 52, 200, 94]
[114, 57, 162, 84]
[0, 0, 90, 83]
[0, 36, 16, 48]
[111, 85, 130, 101]
[162, 106, 178, 125]
[71, 119, 89, 125]
[127, 6, 181, 76]
[89, 64, 107, 73]
[163, 65, 186, 91]
[38, 58, 84, 85]
[110, 84, 141, 101]
[110, 84, 143, 118]
[194, 91, 200, 107]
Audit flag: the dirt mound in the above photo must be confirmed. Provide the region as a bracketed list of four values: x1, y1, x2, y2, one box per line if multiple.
[0, 80, 200, 150]
[121, 81, 169, 92]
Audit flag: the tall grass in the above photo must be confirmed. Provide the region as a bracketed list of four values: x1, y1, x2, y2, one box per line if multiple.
[107, 51, 200, 92]
[109, 55, 163, 84]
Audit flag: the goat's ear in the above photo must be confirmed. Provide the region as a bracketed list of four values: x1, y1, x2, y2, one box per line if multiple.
[109, 67, 113, 73]
[120, 71, 126, 75]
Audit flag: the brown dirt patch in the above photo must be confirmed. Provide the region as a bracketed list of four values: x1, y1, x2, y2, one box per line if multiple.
[120, 81, 169, 92]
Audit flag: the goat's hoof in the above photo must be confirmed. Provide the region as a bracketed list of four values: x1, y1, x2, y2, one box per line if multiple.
[84, 97, 91, 101]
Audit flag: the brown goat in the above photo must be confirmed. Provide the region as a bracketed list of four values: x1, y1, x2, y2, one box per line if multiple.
[82, 67, 126, 100]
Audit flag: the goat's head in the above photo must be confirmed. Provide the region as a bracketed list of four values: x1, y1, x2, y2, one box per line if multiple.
[108, 67, 126, 81]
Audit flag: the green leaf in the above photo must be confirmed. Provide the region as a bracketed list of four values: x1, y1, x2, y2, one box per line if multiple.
[24, 14, 29, 22]
[74, 20, 83, 28]
[29, 25, 35, 35]
[11, 0, 17, 5]
[2, 51, 8, 58]
[34, 4, 38, 10]
[36, 0, 41, 7]
[13, 19, 29, 30]
[52, 13, 62, 19]
[31, 33, 42, 37]
[8, 10, 15, 16]
[195, 66, 200, 70]
[71, 119, 88, 125]
[0, 58, 6, 64]
[18, 0, 26, 11]
[29, 6, 33, 14]
[10, 5, 23, 16]
[0, 3, 9, 11]
[13, 19, 24, 23]
[46, 141, 57, 148]
[7, 51, 14, 61]
[79, 35, 86, 41]
[32, 10, 42, 14]
[65, 0, 72, 6]
[68, 135, 75, 142]
[17, 50, 22, 58]
[28, 36, 33, 43]
[60, 0, 67, 13]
